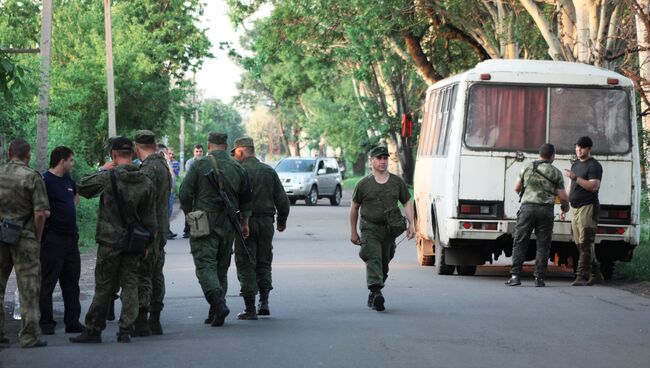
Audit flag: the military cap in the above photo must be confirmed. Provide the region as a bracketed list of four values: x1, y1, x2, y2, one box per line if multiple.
[110, 136, 134, 151]
[231, 137, 255, 152]
[135, 130, 156, 144]
[208, 132, 228, 145]
[369, 145, 390, 157]
[575, 136, 593, 148]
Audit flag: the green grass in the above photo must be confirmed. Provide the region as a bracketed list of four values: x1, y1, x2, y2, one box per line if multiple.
[343, 176, 363, 190]
[615, 193, 650, 281]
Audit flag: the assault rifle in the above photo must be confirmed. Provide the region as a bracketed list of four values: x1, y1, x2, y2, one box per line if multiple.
[204, 167, 253, 264]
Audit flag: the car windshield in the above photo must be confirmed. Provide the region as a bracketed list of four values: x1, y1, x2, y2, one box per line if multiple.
[465, 84, 631, 154]
[275, 159, 316, 173]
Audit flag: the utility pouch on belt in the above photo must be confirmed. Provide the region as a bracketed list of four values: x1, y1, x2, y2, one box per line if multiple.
[188, 210, 210, 238]
[110, 170, 151, 255]
[0, 218, 23, 246]
[384, 207, 407, 239]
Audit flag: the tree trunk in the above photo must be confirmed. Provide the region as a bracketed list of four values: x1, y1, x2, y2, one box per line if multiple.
[636, 0, 650, 190]
[402, 30, 440, 85]
[352, 152, 366, 176]
[36, 0, 53, 172]
[520, 0, 573, 61]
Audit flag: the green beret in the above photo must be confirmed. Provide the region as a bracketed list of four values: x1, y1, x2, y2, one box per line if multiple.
[135, 130, 156, 144]
[369, 145, 389, 157]
[208, 132, 228, 145]
[232, 137, 254, 152]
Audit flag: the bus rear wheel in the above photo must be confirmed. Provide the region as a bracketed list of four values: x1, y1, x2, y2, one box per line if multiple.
[457, 265, 477, 276]
[434, 228, 455, 275]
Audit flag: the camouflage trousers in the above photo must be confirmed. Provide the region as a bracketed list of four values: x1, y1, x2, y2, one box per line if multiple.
[510, 204, 554, 278]
[84, 245, 140, 334]
[235, 216, 275, 298]
[0, 236, 42, 347]
[359, 220, 396, 290]
[571, 204, 601, 278]
[190, 222, 235, 303]
[138, 233, 166, 312]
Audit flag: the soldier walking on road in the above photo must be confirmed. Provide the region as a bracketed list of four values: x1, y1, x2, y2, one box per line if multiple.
[133, 131, 171, 336]
[505, 144, 569, 287]
[231, 137, 290, 320]
[350, 146, 415, 312]
[179, 132, 252, 327]
[70, 137, 156, 344]
[39, 146, 84, 335]
[562, 136, 604, 286]
[0, 139, 50, 348]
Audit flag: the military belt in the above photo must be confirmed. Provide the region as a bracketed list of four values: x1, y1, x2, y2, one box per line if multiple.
[520, 203, 554, 208]
[361, 217, 386, 226]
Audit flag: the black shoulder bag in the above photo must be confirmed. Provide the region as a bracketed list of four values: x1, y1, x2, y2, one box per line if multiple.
[110, 170, 151, 255]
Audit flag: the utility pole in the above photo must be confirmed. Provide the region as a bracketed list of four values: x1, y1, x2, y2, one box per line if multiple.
[36, 0, 53, 172]
[104, 0, 116, 137]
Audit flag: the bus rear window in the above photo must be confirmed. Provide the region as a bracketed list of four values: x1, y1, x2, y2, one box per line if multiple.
[465, 85, 546, 151]
[549, 88, 630, 154]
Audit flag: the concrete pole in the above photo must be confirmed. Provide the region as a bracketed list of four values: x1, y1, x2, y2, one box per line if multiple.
[36, 0, 53, 172]
[104, 0, 116, 137]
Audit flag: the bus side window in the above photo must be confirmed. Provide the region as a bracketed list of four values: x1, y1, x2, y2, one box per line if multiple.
[443, 85, 458, 155]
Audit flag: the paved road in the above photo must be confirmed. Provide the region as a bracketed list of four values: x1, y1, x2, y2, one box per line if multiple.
[2, 192, 650, 368]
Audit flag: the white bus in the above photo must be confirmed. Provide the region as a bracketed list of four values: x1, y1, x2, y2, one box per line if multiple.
[413, 60, 641, 277]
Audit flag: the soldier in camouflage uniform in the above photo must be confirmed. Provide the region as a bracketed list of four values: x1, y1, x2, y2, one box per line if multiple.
[70, 137, 157, 344]
[231, 137, 290, 320]
[179, 132, 252, 327]
[0, 139, 49, 348]
[133, 130, 171, 336]
[505, 143, 569, 287]
[350, 146, 415, 312]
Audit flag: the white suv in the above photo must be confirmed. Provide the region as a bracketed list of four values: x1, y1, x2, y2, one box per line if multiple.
[275, 157, 343, 206]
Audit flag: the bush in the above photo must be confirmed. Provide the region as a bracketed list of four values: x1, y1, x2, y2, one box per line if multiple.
[76, 197, 99, 251]
[615, 191, 650, 281]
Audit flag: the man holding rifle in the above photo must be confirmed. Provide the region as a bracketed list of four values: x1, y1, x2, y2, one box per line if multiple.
[179, 132, 253, 327]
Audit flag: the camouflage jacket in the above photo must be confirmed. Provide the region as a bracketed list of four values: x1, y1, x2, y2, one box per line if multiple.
[179, 150, 252, 217]
[140, 153, 171, 234]
[241, 157, 290, 225]
[518, 160, 564, 205]
[78, 164, 157, 249]
[0, 160, 50, 240]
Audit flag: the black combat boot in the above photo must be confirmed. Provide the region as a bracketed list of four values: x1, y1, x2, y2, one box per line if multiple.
[211, 296, 230, 327]
[148, 311, 163, 335]
[133, 308, 151, 337]
[504, 275, 521, 286]
[237, 296, 258, 320]
[258, 290, 270, 316]
[367, 292, 373, 308]
[534, 277, 545, 287]
[116, 329, 131, 343]
[371, 291, 385, 312]
[204, 305, 215, 324]
[69, 330, 102, 343]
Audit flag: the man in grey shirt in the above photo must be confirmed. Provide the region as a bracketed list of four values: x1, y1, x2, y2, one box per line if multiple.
[184, 144, 204, 172]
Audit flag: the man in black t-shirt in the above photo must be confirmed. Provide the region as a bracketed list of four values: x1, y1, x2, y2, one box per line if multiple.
[562, 136, 603, 286]
[39, 146, 84, 334]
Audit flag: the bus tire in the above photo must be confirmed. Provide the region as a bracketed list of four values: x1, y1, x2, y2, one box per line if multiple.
[434, 228, 455, 275]
[457, 265, 477, 276]
[600, 260, 615, 280]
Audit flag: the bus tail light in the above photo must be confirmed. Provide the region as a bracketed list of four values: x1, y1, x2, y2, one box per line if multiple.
[596, 226, 626, 235]
[599, 205, 631, 225]
[458, 201, 502, 219]
[460, 222, 498, 231]
[480, 73, 491, 80]
[607, 77, 619, 85]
